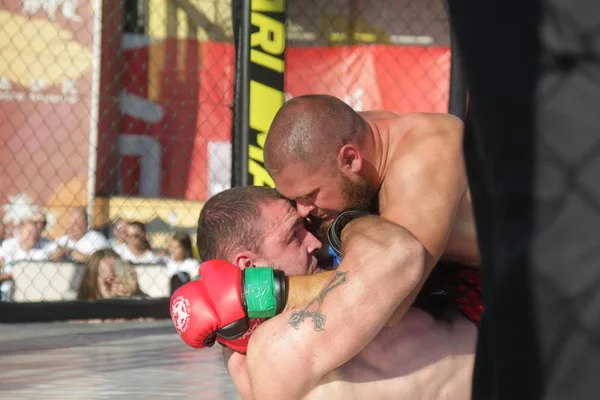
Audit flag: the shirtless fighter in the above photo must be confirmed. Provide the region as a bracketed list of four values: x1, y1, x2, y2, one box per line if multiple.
[170, 186, 480, 399]
[264, 94, 480, 325]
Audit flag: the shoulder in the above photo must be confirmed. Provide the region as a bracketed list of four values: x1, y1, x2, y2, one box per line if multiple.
[180, 258, 201, 276]
[183, 258, 200, 268]
[359, 109, 401, 120]
[380, 114, 467, 204]
[223, 348, 255, 400]
[389, 113, 464, 169]
[382, 113, 462, 144]
[398, 112, 463, 129]
[55, 235, 70, 245]
[246, 313, 316, 378]
[83, 230, 108, 242]
[119, 246, 135, 261]
[400, 113, 464, 145]
[113, 242, 128, 255]
[2, 237, 19, 252]
[247, 315, 298, 369]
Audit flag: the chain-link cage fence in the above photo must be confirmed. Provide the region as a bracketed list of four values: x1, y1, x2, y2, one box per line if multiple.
[284, 0, 451, 114]
[0, 0, 235, 313]
[0, 0, 452, 318]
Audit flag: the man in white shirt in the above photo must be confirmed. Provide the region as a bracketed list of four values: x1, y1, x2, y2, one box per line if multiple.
[55, 208, 109, 262]
[0, 220, 58, 301]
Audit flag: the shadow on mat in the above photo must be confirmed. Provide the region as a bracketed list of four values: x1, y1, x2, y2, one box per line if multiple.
[0, 325, 175, 355]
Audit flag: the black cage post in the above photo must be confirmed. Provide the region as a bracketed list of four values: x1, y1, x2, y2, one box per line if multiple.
[231, 0, 251, 188]
[448, 17, 468, 119]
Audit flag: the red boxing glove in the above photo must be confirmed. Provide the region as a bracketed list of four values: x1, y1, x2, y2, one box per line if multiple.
[170, 275, 248, 352]
[171, 260, 285, 354]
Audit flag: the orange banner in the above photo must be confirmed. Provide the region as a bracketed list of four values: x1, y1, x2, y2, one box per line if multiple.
[0, 1, 99, 236]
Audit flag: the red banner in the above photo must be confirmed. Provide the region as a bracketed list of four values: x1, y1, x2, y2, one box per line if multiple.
[286, 45, 450, 113]
[113, 41, 450, 201]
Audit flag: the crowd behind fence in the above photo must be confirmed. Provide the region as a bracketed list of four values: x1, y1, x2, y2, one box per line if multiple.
[0, 0, 451, 315]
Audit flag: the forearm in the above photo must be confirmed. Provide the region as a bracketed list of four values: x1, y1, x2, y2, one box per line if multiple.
[282, 212, 426, 312]
[283, 271, 335, 312]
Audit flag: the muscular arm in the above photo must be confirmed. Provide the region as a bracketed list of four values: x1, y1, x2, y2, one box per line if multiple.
[245, 216, 425, 399]
[380, 113, 468, 323]
[283, 271, 335, 311]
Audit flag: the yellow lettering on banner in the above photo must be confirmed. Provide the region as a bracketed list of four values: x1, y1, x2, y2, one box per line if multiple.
[251, 12, 285, 55]
[248, 81, 283, 186]
[249, 144, 264, 162]
[252, 0, 284, 12]
[248, 4, 285, 187]
[250, 49, 284, 73]
[249, 80, 284, 133]
[249, 160, 275, 187]
[256, 130, 269, 149]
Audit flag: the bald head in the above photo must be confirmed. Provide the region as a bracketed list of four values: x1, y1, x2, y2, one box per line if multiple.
[264, 94, 368, 174]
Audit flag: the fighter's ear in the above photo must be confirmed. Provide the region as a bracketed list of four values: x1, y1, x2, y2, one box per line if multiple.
[233, 251, 255, 270]
[337, 144, 362, 174]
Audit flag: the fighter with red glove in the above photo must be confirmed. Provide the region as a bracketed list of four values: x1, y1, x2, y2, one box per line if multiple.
[170, 259, 287, 354]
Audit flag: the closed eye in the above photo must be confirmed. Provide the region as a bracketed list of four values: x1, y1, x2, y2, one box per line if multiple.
[286, 219, 304, 244]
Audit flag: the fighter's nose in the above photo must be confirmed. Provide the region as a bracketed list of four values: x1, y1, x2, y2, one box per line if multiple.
[296, 203, 314, 218]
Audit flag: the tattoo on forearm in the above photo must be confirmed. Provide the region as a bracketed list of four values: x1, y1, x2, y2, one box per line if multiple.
[288, 271, 349, 331]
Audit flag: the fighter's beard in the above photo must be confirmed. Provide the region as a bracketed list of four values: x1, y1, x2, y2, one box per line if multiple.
[303, 176, 377, 244]
[339, 174, 377, 213]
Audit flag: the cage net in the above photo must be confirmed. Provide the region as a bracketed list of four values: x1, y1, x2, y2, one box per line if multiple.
[0, 0, 449, 311]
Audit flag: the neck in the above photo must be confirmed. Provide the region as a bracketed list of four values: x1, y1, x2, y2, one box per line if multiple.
[20, 241, 35, 252]
[363, 119, 389, 190]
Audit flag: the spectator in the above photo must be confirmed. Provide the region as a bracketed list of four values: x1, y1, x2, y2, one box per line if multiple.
[118, 221, 162, 264]
[0, 220, 57, 262]
[55, 208, 109, 263]
[77, 249, 145, 300]
[0, 220, 57, 301]
[29, 210, 49, 239]
[166, 231, 200, 294]
[108, 217, 128, 254]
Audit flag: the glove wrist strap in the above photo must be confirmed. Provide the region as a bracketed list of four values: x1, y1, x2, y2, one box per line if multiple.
[327, 209, 371, 257]
[242, 268, 286, 318]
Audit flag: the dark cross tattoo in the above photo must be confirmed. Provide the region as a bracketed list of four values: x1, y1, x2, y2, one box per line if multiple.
[288, 271, 349, 331]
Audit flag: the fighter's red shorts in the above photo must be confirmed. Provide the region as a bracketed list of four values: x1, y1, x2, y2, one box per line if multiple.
[414, 262, 483, 325]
